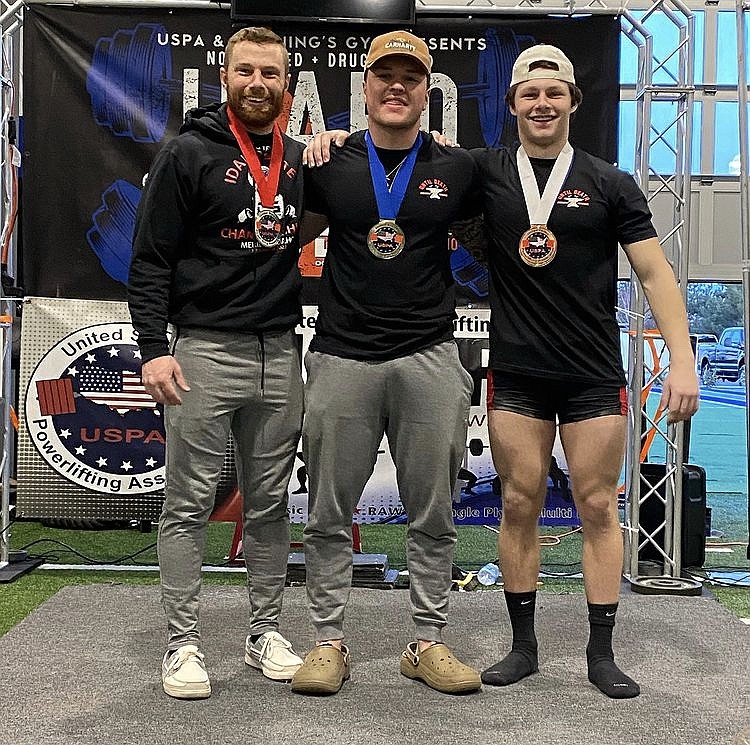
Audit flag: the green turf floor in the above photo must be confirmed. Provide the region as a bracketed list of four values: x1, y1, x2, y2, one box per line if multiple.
[2, 518, 747, 638]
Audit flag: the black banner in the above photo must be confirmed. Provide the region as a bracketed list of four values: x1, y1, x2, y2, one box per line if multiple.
[22, 6, 620, 302]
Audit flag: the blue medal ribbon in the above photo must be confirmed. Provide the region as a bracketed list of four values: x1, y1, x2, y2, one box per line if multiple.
[365, 131, 422, 220]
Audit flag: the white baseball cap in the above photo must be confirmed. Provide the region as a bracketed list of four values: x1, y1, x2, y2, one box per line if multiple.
[510, 44, 576, 87]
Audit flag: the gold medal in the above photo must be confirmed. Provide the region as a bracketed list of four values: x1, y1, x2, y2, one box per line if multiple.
[367, 219, 406, 260]
[519, 224, 557, 267]
[255, 208, 283, 248]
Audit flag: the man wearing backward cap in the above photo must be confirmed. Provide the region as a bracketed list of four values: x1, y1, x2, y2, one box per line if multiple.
[473, 44, 698, 698]
[291, 30, 483, 696]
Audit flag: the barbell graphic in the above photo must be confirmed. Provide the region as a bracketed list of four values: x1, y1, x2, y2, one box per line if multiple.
[86, 23, 530, 147]
[86, 178, 491, 299]
[468, 438, 486, 457]
[87, 23, 221, 143]
[85, 24, 533, 281]
[458, 27, 530, 148]
[87, 179, 141, 284]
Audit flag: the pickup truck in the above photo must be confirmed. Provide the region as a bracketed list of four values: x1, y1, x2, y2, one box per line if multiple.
[698, 326, 745, 385]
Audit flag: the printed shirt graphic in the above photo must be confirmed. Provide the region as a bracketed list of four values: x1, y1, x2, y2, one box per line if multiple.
[221, 142, 298, 254]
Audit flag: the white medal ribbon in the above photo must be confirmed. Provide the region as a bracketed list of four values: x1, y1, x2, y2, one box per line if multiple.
[516, 142, 574, 227]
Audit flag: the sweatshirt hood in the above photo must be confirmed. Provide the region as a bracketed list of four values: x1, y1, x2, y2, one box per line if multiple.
[180, 102, 236, 144]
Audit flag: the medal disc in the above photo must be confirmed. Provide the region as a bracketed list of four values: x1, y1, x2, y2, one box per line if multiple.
[367, 219, 406, 260]
[519, 225, 557, 267]
[255, 209, 283, 248]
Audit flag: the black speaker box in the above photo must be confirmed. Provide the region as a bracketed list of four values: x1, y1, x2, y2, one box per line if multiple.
[637, 463, 707, 568]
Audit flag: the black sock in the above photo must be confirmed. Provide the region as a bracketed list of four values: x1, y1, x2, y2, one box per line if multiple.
[586, 602, 640, 699]
[481, 590, 539, 686]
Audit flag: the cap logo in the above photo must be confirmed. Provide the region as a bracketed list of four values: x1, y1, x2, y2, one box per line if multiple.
[384, 40, 416, 52]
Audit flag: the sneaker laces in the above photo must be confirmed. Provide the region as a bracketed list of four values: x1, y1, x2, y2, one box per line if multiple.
[165, 646, 205, 675]
[256, 631, 292, 663]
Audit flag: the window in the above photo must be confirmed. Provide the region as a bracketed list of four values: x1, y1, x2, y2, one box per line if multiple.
[713, 102, 749, 175]
[716, 11, 749, 85]
[618, 100, 702, 174]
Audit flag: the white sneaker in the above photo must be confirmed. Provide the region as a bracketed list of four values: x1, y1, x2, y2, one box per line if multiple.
[245, 631, 304, 681]
[161, 645, 211, 699]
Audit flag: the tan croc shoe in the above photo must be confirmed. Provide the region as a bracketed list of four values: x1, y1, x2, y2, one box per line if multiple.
[291, 643, 350, 695]
[400, 642, 481, 694]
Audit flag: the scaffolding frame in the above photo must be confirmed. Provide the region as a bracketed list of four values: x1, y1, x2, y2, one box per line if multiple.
[737, 0, 750, 561]
[620, 2, 695, 583]
[0, 0, 22, 575]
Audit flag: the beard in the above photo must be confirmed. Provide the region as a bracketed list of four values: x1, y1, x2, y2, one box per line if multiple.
[227, 85, 284, 131]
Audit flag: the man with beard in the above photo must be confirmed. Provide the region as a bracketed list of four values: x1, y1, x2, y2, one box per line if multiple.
[128, 27, 315, 699]
[289, 31, 482, 697]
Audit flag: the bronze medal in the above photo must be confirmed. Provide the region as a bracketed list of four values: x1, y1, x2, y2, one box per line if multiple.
[367, 219, 406, 260]
[255, 208, 283, 248]
[519, 224, 557, 267]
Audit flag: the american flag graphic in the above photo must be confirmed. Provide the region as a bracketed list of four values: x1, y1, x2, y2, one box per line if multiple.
[77, 367, 157, 415]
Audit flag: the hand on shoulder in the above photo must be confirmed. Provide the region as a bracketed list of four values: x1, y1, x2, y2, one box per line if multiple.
[303, 130, 350, 167]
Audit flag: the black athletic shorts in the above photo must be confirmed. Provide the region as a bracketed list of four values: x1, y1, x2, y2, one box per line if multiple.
[487, 370, 628, 425]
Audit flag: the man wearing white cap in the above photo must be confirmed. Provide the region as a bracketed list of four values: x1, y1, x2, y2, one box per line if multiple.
[475, 44, 698, 698]
[290, 31, 482, 696]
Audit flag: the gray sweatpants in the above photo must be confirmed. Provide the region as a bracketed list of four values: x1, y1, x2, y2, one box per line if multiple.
[302, 341, 473, 642]
[159, 328, 303, 650]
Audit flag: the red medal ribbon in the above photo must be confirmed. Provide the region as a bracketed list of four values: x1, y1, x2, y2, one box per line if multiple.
[226, 106, 284, 208]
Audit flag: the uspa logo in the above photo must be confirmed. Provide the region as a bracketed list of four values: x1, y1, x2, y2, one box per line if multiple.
[25, 322, 165, 494]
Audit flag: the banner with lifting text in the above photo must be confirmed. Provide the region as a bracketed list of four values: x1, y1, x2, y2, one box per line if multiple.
[22, 5, 619, 307]
[18, 297, 579, 527]
[18, 7, 618, 524]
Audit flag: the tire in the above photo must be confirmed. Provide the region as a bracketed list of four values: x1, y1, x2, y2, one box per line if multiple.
[700, 361, 715, 386]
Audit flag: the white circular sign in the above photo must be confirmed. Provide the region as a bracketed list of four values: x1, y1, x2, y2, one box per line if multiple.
[25, 322, 165, 495]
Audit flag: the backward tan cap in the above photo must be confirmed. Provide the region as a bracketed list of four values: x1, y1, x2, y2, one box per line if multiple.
[364, 31, 432, 74]
[510, 44, 576, 87]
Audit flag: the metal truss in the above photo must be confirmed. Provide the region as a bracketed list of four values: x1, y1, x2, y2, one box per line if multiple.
[619, 1, 696, 588]
[738, 0, 750, 562]
[0, 0, 22, 573]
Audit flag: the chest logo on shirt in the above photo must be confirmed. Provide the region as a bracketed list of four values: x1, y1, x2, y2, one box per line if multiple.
[556, 189, 590, 208]
[220, 160, 298, 251]
[418, 178, 449, 200]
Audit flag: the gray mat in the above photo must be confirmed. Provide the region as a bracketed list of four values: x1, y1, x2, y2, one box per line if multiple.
[1, 585, 748, 745]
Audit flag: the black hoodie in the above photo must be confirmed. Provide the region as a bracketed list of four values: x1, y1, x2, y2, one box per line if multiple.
[127, 102, 304, 363]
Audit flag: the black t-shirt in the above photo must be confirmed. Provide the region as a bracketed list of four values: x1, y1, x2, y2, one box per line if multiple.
[304, 131, 480, 360]
[472, 145, 657, 385]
